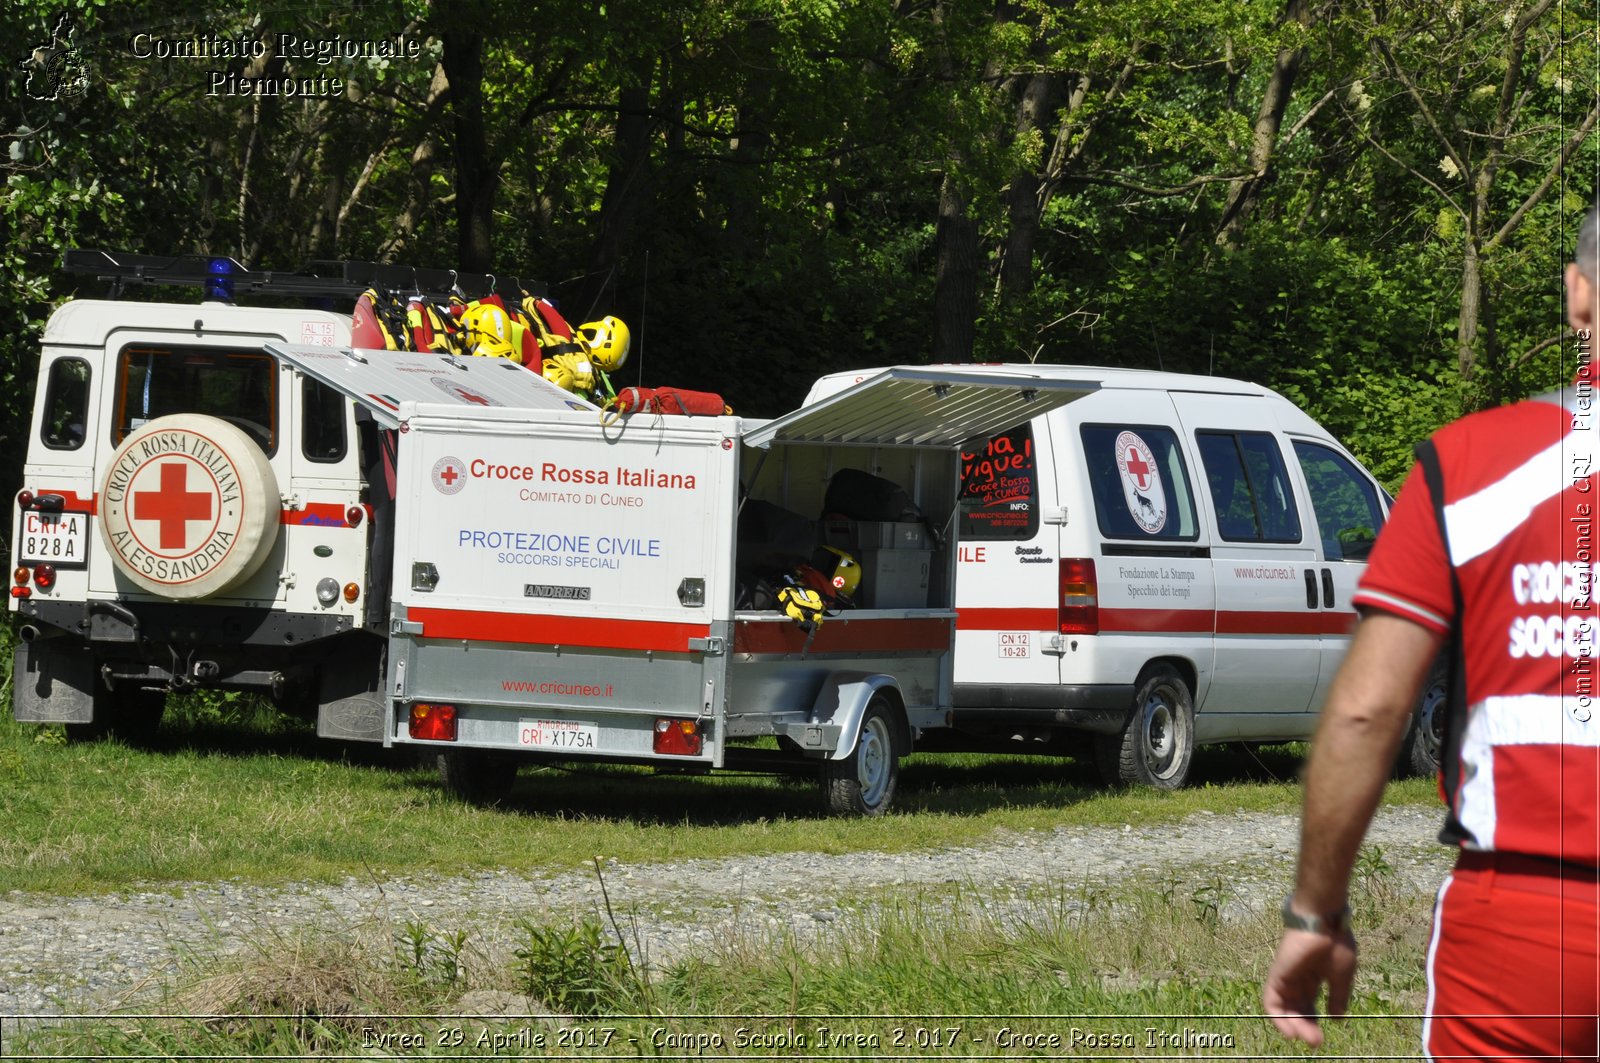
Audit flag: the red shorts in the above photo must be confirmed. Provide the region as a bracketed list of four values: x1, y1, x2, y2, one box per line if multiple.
[1426, 852, 1600, 1061]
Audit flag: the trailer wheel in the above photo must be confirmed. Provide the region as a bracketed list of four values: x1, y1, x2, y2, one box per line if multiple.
[821, 696, 900, 816]
[436, 750, 519, 806]
[1095, 664, 1194, 790]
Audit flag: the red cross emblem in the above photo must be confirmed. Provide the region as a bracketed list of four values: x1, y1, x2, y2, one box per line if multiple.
[1124, 446, 1152, 489]
[439, 464, 459, 485]
[132, 461, 214, 549]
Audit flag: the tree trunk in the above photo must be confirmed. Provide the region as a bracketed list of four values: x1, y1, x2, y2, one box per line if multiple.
[442, 31, 493, 273]
[999, 73, 1057, 302]
[1458, 238, 1482, 384]
[1214, 0, 1311, 250]
[933, 173, 979, 362]
[379, 63, 450, 262]
[577, 74, 654, 320]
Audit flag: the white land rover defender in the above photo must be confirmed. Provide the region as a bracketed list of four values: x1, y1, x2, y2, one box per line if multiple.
[8, 251, 507, 740]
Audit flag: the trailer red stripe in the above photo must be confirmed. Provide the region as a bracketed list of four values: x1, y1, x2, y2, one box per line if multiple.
[733, 616, 954, 655]
[406, 607, 710, 652]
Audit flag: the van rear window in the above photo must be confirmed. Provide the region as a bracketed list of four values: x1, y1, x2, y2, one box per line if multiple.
[114, 345, 277, 454]
[958, 424, 1038, 540]
[1081, 424, 1200, 541]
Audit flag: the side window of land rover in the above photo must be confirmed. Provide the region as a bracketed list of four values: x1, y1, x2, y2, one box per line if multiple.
[40, 358, 90, 450]
[958, 423, 1039, 540]
[1080, 424, 1200, 541]
[1195, 430, 1302, 543]
[1292, 440, 1386, 561]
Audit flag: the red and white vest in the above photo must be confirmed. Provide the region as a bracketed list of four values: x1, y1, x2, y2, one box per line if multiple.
[1413, 390, 1600, 863]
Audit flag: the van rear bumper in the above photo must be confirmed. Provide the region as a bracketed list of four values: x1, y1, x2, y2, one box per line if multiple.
[952, 683, 1135, 735]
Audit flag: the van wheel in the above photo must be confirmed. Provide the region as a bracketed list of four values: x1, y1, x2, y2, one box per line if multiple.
[437, 750, 519, 806]
[1095, 664, 1194, 790]
[821, 696, 899, 816]
[1404, 659, 1449, 777]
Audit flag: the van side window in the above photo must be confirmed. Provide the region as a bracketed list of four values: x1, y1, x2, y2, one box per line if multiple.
[40, 358, 90, 450]
[1080, 424, 1200, 541]
[1292, 441, 1385, 561]
[302, 377, 348, 463]
[114, 345, 277, 454]
[1196, 431, 1302, 543]
[958, 424, 1038, 539]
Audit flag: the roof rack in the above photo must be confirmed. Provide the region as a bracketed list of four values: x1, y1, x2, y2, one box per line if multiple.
[62, 250, 549, 302]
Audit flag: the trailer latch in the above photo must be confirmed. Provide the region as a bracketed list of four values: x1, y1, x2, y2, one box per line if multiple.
[392, 619, 423, 636]
[688, 636, 725, 656]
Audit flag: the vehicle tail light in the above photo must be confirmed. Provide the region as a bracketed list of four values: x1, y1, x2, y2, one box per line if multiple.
[345, 505, 365, 528]
[9, 587, 29, 599]
[31, 564, 55, 591]
[409, 703, 457, 741]
[1059, 558, 1099, 635]
[343, 582, 360, 603]
[653, 717, 704, 756]
[13, 567, 27, 586]
[16, 491, 33, 511]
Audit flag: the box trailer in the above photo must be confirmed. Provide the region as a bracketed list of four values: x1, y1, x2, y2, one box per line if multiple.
[269, 343, 1091, 814]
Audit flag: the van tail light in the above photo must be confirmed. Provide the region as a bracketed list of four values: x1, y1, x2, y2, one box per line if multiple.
[409, 703, 458, 741]
[1059, 558, 1099, 635]
[653, 717, 704, 756]
[31, 564, 56, 591]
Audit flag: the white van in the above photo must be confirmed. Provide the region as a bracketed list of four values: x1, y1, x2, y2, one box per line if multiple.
[805, 365, 1430, 789]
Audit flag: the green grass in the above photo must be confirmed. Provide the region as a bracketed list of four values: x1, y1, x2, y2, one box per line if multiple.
[0, 693, 1438, 896]
[11, 858, 1434, 1059]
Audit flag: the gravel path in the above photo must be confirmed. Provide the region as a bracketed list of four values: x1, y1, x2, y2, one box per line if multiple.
[0, 803, 1453, 1018]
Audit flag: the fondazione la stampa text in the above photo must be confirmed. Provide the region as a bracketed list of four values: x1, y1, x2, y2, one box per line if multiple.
[128, 33, 422, 97]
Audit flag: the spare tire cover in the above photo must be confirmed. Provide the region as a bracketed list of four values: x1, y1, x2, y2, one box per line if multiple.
[97, 414, 280, 600]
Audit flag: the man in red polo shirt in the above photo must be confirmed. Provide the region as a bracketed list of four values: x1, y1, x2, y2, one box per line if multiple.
[1264, 203, 1600, 1060]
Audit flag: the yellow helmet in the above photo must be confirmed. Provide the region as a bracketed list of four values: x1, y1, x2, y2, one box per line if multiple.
[807, 545, 861, 603]
[541, 351, 595, 395]
[461, 302, 517, 360]
[578, 315, 631, 372]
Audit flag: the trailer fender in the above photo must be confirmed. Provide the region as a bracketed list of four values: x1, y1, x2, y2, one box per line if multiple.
[811, 672, 908, 761]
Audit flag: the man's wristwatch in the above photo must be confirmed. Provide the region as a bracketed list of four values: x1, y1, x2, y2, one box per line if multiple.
[1281, 894, 1352, 936]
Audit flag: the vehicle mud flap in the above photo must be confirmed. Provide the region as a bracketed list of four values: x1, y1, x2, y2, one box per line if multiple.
[316, 641, 387, 742]
[12, 639, 95, 724]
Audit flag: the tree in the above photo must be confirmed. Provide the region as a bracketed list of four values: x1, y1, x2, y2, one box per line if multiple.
[1341, 0, 1599, 397]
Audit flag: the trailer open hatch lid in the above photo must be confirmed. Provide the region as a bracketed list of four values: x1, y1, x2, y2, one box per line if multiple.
[265, 342, 595, 429]
[742, 366, 1097, 449]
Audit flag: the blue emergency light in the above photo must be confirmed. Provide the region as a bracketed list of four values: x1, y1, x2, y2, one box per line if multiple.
[205, 257, 235, 303]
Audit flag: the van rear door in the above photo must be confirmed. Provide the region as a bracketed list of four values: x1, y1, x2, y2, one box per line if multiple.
[952, 415, 1064, 701]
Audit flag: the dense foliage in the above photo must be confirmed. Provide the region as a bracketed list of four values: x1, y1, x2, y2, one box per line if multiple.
[3, 0, 1596, 494]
